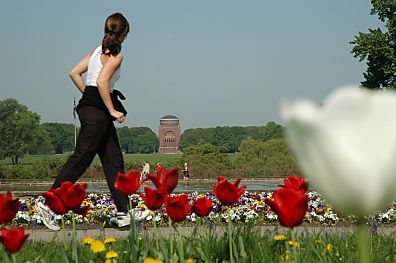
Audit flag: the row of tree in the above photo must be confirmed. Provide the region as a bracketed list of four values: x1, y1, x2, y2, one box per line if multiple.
[38, 123, 285, 155]
[0, 98, 286, 163]
[175, 137, 298, 178]
[118, 127, 159, 154]
[179, 122, 284, 152]
[0, 99, 161, 163]
[41, 124, 160, 154]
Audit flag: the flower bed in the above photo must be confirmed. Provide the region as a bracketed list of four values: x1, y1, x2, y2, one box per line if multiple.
[14, 191, 395, 227]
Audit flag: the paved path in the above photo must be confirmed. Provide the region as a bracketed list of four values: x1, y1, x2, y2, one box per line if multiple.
[25, 225, 396, 242]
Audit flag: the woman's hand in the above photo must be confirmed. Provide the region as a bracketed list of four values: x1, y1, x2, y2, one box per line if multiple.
[110, 110, 125, 123]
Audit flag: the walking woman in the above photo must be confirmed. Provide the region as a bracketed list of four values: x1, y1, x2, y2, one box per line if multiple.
[36, 13, 138, 230]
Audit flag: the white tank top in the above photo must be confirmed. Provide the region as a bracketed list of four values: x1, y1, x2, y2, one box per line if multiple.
[85, 46, 121, 91]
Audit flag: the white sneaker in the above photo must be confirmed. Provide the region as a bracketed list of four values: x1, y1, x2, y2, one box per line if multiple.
[117, 212, 131, 227]
[117, 209, 150, 227]
[35, 202, 61, 231]
[135, 209, 150, 221]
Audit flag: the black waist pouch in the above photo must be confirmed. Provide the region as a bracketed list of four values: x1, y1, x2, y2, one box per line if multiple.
[77, 86, 127, 121]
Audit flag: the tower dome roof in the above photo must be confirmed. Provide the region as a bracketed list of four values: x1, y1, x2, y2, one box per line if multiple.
[160, 115, 179, 120]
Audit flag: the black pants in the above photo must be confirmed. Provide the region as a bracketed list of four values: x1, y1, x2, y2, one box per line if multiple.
[52, 105, 129, 212]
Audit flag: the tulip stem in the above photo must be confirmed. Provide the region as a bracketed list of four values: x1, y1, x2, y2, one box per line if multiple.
[153, 212, 159, 251]
[2, 251, 11, 263]
[129, 196, 137, 263]
[169, 216, 173, 260]
[228, 206, 234, 263]
[72, 212, 78, 263]
[61, 216, 66, 248]
[291, 228, 298, 263]
[357, 218, 370, 263]
[11, 253, 16, 263]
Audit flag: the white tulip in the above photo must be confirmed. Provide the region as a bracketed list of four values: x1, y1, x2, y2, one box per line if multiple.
[281, 86, 396, 216]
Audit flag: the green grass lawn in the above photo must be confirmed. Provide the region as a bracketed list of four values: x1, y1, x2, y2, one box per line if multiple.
[0, 153, 179, 166]
[122, 153, 179, 165]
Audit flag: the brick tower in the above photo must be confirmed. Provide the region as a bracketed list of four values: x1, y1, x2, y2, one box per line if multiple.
[158, 115, 181, 154]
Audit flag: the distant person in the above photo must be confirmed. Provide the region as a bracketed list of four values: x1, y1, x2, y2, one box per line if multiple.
[140, 162, 145, 180]
[183, 162, 190, 180]
[35, 13, 148, 230]
[141, 160, 150, 179]
[144, 161, 150, 174]
[139, 162, 144, 180]
[156, 162, 162, 174]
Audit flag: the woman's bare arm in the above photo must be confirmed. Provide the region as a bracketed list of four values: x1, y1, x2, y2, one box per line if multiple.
[96, 53, 125, 122]
[69, 50, 94, 93]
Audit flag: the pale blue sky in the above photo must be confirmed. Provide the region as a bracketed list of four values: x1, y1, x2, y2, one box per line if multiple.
[0, 1, 381, 132]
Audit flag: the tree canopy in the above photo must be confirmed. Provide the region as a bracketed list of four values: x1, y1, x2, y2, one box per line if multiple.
[0, 99, 49, 164]
[235, 138, 298, 177]
[42, 123, 75, 154]
[179, 122, 284, 153]
[351, 0, 396, 89]
[118, 126, 159, 153]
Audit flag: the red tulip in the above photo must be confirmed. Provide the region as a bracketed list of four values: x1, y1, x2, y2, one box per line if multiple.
[115, 170, 142, 195]
[42, 191, 68, 215]
[43, 181, 89, 215]
[0, 192, 20, 224]
[64, 182, 88, 210]
[156, 166, 162, 174]
[279, 176, 309, 192]
[165, 194, 191, 223]
[139, 186, 167, 211]
[0, 228, 29, 253]
[74, 205, 91, 217]
[212, 176, 246, 206]
[191, 197, 213, 217]
[266, 187, 308, 228]
[147, 168, 179, 193]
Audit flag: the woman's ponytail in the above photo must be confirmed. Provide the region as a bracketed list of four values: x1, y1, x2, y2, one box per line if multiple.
[102, 31, 121, 56]
[102, 13, 130, 56]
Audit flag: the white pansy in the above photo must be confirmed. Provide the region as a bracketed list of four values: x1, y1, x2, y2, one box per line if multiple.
[154, 214, 161, 222]
[281, 86, 396, 216]
[266, 212, 278, 220]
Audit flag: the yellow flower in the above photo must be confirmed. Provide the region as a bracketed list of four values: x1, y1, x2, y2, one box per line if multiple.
[186, 258, 195, 263]
[282, 253, 290, 262]
[104, 237, 116, 244]
[143, 258, 156, 263]
[274, 234, 287, 241]
[257, 201, 265, 206]
[287, 240, 299, 247]
[30, 205, 36, 215]
[322, 243, 333, 255]
[105, 259, 117, 263]
[325, 244, 333, 252]
[82, 237, 94, 245]
[314, 239, 323, 244]
[143, 258, 163, 263]
[90, 240, 105, 253]
[106, 250, 118, 259]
